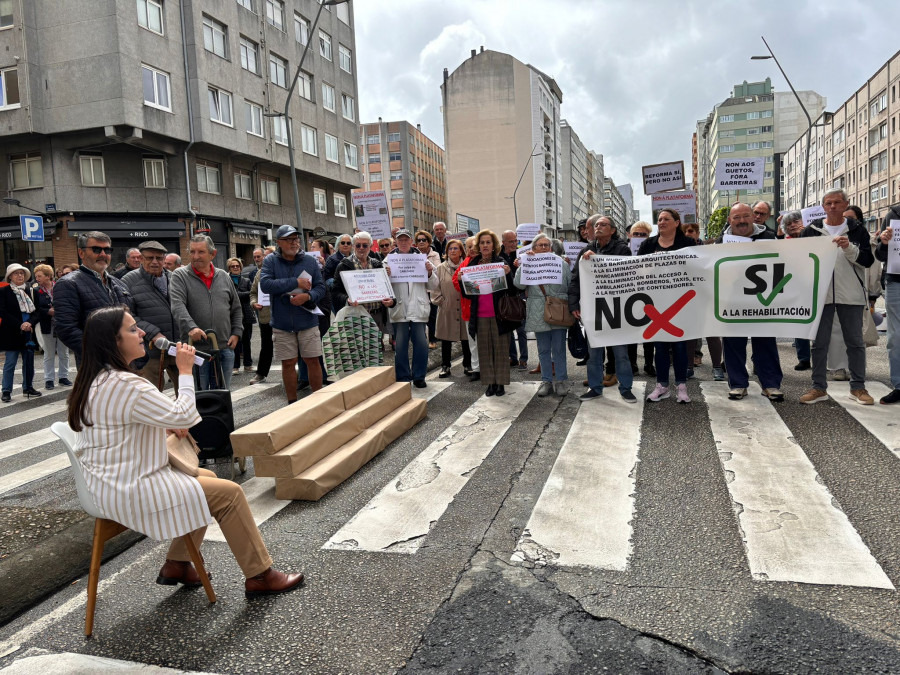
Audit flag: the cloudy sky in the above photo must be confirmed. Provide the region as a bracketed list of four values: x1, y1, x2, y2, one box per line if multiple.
[353, 0, 898, 221]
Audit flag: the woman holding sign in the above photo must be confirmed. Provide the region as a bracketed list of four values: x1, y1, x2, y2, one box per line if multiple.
[458, 230, 518, 397]
[331, 231, 391, 337]
[637, 208, 697, 404]
[513, 233, 570, 397]
[432, 239, 472, 378]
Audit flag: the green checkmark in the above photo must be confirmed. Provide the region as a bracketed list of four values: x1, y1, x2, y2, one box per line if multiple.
[756, 273, 792, 306]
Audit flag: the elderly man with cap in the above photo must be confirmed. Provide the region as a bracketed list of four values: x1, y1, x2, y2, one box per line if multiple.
[122, 240, 181, 392]
[260, 224, 327, 404]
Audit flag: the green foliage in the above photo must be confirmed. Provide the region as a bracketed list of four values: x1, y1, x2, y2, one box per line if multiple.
[705, 206, 729, 241]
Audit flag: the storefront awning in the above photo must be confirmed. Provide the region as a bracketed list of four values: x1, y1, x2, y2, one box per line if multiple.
[68, 218, 186, 239]
[0, 223, 58, 240]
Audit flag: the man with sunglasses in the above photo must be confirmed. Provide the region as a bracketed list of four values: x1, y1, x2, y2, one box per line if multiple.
[324, 235, 354, 312]
[54, 231, 133, 364]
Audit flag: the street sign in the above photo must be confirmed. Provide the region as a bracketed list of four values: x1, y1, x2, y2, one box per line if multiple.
[20, 215, 44, 242]
[313, 226, 326, 237]
[456, 213, 480, 234]
[44, 203, 57, 213]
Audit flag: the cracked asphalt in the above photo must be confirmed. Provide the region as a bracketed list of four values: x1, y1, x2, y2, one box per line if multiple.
[0, 338, 899, 673]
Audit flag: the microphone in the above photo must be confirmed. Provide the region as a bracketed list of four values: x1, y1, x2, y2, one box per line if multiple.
[153, 336, 209, 366]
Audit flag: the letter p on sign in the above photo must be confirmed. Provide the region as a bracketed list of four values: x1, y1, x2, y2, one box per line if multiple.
[20, 215, 44, 242]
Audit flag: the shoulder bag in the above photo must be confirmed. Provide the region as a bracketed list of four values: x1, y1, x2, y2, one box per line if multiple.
[539, 285, 574, 327]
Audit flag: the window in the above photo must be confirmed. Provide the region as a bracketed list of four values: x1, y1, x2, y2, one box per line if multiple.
[313, 188, 327, 213]
[369, 172, 381, 182]
[1, 0, 13, 28]
[870, 151, 888, 174]
[391, 189, 404, 200]
[298, 70, 312, 100]
[367, 134, 380, 145]
[344, 142, 358, 169]
[244, 100, 263, 137]
[9, 153, 42, 189]
[301, 124, 317, 155]
[137, 0, 163, 35]
[719, 114, 734, 123]
[368, 153, 380, 164]
[318, 30, 332, 60]
[269, 54, 287, 88]
[339, 44, 352, 73]
[336, 2, 350, 24]
[761, 110, 773, 118]
[325, 133, 338, 162]
[143, 156, 165, 188]
[832, 127, 845, 146]
[881, 122, 888, 140]
[80, 153, 105, 186]
[718, 130, 734, 139]
[260, 175, 279, 204]
[321, 82, 335, 111]
[265, 0, 284, 30]
[196, 160, 221, 194]
[239, 37, 259, 74]
[294, 13, 309, 45]
[234, 169, 252, 200]
[341, 94, 355, 121]
[141, 64, 171, 111]
[760, 125, 772, 133]
[833, 152, 844, 170]
[720, 145, 735, 153]
[761, 141, 773, 148]
[388, 132, 401, 142]
[272, 115, 288, 145]
[390, 170, 402, 180]
[747, 142, 760, 150]
[746, 127, 759, 135]
[0, 67, 20, 109]
[334, 194, 347, 217]
[202, 16, 227, 58]
[763, 171, 773, 179]
[746, 111, 760, 120]
[388, 151, 401, 161]
[208, 86, 232, 125]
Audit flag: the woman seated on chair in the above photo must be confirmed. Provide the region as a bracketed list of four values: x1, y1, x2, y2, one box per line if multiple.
[68, 305, 304, 598]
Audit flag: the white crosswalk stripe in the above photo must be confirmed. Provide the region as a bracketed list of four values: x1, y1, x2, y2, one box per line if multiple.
[828, 380, 900, 459]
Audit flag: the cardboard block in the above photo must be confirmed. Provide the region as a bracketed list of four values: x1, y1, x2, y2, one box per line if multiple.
[376, 398, 428, 446]
[231, 389, 345, 457]
[348, 381, 411, 428]
[326, 366, 395, 410]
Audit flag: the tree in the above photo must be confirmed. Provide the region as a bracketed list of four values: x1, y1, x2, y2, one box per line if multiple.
[705, 206, 729, 241]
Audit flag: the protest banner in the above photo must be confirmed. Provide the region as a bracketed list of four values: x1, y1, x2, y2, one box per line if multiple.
[564, 241, 588, 269]
[351, 191, 391, 239]
[887, 220, 900, 275]
[460, 263, 508, 295]
[519, 252, 564, 285]
[642, 161, 685, 195]
[801, 205, 826, 226]
[651, 190, 697, 225]
[339, 268, 395, 304]
[578, 238, 839, 348]
[714, 158, 765, 190]
[384, 253, 427, 282]
[516, 223, 541, 242]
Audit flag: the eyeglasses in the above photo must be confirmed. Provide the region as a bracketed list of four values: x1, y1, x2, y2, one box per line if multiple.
[753, 211, 769, 217]
[83, 246, 113, 255]
[355, 243, 370, 249]
[631, 232, 648, 238]
[416, 238, 428, 243]
[229, 264, 242, 268]
[339, 240, 352, 245]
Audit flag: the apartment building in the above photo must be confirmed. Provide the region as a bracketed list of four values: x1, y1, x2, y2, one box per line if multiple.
[356, 120, 447, 234]
[0, 0, 360, 271]
[603, 177, 626, 234]
[616, 182, 635, 227]
[441, 48, 562, 237]
[559, 120, 589, 232]
[585, 151, 605, 219]
[783, 49, 900, 230]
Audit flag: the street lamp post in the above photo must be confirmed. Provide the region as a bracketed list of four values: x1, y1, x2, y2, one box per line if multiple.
[752, 36, 813, 209]
[270, 0, 348, 238]
[506, 142, 542, 228]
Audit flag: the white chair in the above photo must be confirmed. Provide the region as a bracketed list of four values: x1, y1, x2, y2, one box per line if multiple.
[51, 422, 215, 637]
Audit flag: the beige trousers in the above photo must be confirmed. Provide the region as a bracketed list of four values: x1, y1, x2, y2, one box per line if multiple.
[167, 468, 273, 578]
[140, 350, 181, 395]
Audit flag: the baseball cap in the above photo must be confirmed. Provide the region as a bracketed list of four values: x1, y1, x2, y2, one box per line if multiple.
[275, 224, 299, 239]
[395, 229, 412, 239]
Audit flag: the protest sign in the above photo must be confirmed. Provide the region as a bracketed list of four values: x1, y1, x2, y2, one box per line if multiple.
[257, 287, 270, 307]
[642, 161, 686, 195]
[519, 252, 564, 285]
[351, 191, 391, 239]
[629, 238, 643, 255]
[339, 268, 395, 304]
[384, 253, 427, 282]
[887, 220, 900, 275]
[564, 241, 588, 269]
[516, 223, 541, 242]
[714, 158, 765, 190]
[578, 238, 838, 348]
[651, 190, 697, 225]
[801, 205, 826, 226]
[460, 263, 508, 295]
[722, 234, 752, 243]
[456, 213, 480, 234]
[517, 241, 533, 255]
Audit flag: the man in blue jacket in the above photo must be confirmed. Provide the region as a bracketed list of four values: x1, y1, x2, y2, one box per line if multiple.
[260, 225, 326, 404]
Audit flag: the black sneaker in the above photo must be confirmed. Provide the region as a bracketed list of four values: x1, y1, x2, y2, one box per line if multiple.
[1, 392, 10, 403]
[58, 378, 73, 386]
[794, 360, 811, 371]
[579, 388, 603, 401]
[438, 366, 451, 378]
[45, 380, 55, 390]
[413, 380, 427, 388]
[643, 363, 656, 377]
[880, 389, 900, 405]
[620, 390, 637, 403]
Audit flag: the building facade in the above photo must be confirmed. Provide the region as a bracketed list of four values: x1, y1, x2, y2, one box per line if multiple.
[616, 182, 635, 227]
[559, 120, 589, 233]
[441, 48, 562, 237]
[585, 151, 605, 219]
[355, 119, 447, 234]
[0, 0, 360, 271]
[783, 49, 900, 230]
[603, 177, 626, 235]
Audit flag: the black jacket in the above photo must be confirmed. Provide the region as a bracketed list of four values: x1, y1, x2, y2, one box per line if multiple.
[637, 229, 697, 255]
[568, 234, 631, 313]
[53, 266, 133, 359]
[875, 203, 900, 284]
[458, 254, 519, 336]
[33, 284, 55, 335]
[121, 267, 177, 346]
[230, 274, 257, 325]
[0, 284, 43, 351]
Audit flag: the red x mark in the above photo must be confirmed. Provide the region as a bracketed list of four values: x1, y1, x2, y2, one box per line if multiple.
[642, 290, 696, 339]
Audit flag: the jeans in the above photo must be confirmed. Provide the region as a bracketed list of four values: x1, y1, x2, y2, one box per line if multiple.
[535, 329, 568, 383]
[41, 333, 70, 382]
[793, 338, 811, 363]
[198, 347, 234, 390]
[812, 304, 866, 391]
[723, 336, 782, 389]
[234, 321, 254, 369]
[587, 344, 632, 394]
[393, 321, 428, 382]
[509, 324, 528, 363]
[654, 341, 689, 385]
[888, 280, 900, 389]
[3, 350, 35, 392]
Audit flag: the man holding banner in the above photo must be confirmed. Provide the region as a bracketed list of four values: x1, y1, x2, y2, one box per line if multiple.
[716, 203, 784, 402]
[799, 188, 874, 405]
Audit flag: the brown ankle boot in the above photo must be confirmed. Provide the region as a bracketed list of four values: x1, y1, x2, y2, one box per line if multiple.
[245, 568, 305, 598]
[156, 559, 207, 587]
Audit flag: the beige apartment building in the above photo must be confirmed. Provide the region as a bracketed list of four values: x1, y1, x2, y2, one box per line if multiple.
[441, 48, 563, 236]
[783, 49, 900, 230]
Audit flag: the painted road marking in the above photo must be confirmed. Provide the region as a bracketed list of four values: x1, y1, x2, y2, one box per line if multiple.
[828, 381, 900, 460]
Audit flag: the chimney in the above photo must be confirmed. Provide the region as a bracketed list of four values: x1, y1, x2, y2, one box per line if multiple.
[470, 49, 476, 59]
[443, 68, 448, 83]
[480, 46, 484, 53]
[417, 124, 421, 132]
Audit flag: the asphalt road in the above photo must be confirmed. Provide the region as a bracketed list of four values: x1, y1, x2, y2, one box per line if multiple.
[0, 333, 898, 674]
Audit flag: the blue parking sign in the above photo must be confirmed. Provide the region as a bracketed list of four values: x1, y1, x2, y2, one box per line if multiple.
[20, 215, 44, 242]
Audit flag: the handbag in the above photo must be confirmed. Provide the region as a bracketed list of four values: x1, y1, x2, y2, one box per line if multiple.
[167, 432, 201, 477]
[497, 293, 526, 323]
[540, 285, 574, 327]
[567, 321, 589, 359]
[863, 306, 878, 347]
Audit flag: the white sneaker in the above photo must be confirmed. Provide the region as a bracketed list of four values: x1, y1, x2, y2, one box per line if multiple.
[554, 381, 569, 396]
[728, 387, 748, 400]
[676, 383, 691, 404]
[647, 383, 670, 402]
[537, 381, 553, 397]
[249, 374, 267, 384]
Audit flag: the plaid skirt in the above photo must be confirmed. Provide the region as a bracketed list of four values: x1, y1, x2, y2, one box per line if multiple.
[476, 316, 510, 385]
